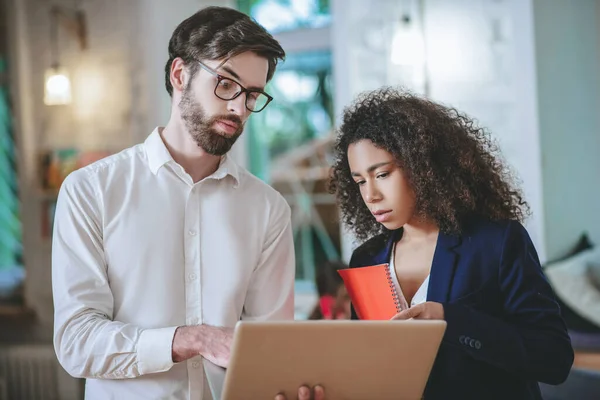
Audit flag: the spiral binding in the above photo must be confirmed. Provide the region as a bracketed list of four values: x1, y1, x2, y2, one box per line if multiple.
[385, 265, 402, 313]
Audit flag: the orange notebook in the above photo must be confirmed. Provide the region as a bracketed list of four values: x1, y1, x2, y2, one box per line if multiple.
[338, 264, 402, 320]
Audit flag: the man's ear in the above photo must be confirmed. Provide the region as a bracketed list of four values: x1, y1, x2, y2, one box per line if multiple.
[170, 58, 187, 93]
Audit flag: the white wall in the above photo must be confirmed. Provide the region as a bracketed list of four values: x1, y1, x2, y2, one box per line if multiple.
[333, 0, 548, 261]
[8, 0, 233, 320]
[332, 0, 421, 262]
[334, 0, 600, 264]
[533, 0, 600, 260]
[12, 0, 147, 321]
[422, 0, 546, 260]
[25, 0, 139, 151]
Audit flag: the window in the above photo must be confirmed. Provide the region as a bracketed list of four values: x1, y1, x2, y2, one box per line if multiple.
[238, 0, 339, 309]
[258, 50, 338, 283]
[247, 51, 334, 181]
[238, 0, 330, 34]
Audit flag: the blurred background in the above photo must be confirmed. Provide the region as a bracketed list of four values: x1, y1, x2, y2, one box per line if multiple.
[0, 0, 599, 398]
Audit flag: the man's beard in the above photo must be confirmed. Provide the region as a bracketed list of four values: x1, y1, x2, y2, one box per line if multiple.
[179, 85, 244, 156]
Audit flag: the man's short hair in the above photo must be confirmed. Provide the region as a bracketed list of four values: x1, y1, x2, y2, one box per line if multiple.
[164, 6, 285, 97]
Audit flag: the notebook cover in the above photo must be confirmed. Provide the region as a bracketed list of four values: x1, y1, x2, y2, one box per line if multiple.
[338, 264, 401, 320]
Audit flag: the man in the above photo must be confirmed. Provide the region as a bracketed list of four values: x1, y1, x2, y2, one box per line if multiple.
[52, 6, 294, 399]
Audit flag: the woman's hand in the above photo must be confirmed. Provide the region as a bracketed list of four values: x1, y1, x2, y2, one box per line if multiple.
[275, 385, 325, 400]
[391, 301, 445, 320]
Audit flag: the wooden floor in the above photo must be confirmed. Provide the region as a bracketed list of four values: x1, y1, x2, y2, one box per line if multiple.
[574, 352, 600, 372]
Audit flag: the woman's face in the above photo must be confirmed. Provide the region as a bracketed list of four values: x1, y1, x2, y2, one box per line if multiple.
[347, 139, 417, 231]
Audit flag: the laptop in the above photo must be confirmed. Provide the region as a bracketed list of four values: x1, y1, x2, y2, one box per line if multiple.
[218, 320, 446, 400]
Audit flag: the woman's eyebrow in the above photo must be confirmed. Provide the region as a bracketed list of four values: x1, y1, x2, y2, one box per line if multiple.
[351, 161, 392, 176]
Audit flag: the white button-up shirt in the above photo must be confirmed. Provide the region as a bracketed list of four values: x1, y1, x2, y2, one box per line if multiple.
[52, 128, 295, 400]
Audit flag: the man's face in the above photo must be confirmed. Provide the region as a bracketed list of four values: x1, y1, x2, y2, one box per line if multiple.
[178, 52, 269, 156]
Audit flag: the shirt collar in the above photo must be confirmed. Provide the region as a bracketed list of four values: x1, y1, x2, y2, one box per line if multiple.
[145, 128, 173, 175]
[212, 152, 240, 188]
[144, 127, 240, 187]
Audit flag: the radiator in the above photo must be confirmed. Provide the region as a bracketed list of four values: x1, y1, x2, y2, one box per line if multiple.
[0, 345, 81, 400]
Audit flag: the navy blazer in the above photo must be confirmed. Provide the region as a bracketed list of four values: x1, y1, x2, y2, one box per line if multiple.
[349, 218, 574, 400]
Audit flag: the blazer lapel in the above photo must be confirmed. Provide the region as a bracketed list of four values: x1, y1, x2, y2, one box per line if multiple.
[427, 231, 462, 303]
[372, 229, 403, 266]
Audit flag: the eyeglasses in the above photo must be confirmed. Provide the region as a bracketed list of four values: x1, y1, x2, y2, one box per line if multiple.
[197, 61, 273, 113]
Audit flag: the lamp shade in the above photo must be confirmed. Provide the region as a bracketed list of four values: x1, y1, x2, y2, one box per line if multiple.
[44, 67, 72, 105]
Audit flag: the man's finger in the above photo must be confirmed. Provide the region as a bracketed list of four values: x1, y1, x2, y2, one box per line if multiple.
[298, 385, 311, 400]
[314, 385, 325, 400]
[275, 394, 286, 400]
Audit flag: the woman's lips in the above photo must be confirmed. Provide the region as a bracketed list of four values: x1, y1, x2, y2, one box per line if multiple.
[372, 210, 392, 223]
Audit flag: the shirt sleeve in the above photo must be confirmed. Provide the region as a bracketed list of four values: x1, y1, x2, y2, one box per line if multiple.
[241, 196, 295, 321]
[52, 170, 178, 379]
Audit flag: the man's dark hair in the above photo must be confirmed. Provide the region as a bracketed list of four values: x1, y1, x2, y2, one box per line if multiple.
[164, 6, 285, 96]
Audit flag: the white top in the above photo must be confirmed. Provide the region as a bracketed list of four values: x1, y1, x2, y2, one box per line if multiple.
[52, 128, 295, 400]
[389, 242, 430, 310]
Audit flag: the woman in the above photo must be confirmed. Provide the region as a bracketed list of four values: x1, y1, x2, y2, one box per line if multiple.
[278, 88, 573, 400]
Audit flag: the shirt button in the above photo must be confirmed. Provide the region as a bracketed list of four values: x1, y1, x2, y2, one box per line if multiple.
[189, 273, 197, 280]
[188, 230, 197, 236]
[191, 361, 200, 369]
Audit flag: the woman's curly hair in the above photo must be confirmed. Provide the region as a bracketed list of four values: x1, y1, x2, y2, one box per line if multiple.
[329, 87, 529, 243]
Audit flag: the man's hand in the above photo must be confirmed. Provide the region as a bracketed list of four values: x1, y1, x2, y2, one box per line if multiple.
[196, 325, 234, 367]
[172, 325, 234, 367]
[391, 301, 445, 320]
[275, 385, 325, 400]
